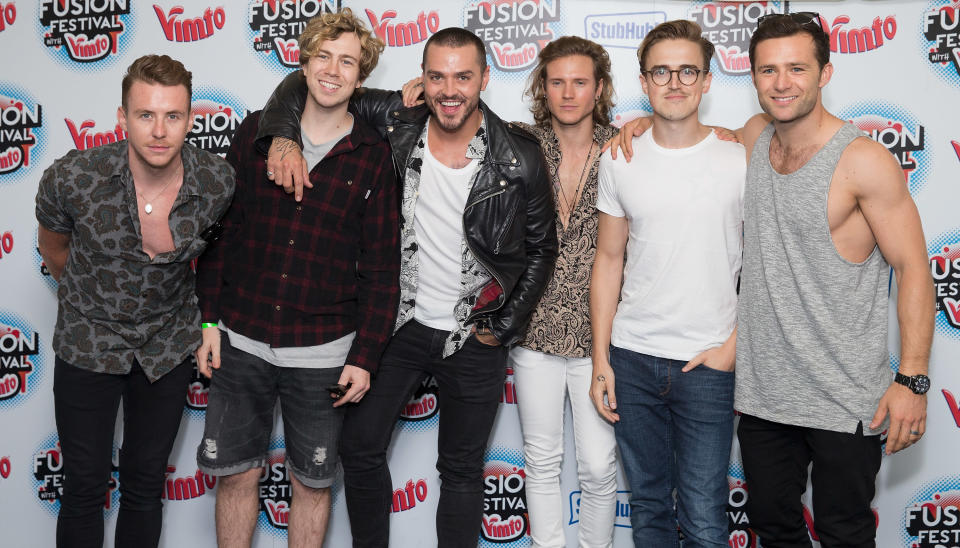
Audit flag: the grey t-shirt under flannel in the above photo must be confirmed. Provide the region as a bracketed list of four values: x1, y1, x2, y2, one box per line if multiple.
[35, 141, 235, 382]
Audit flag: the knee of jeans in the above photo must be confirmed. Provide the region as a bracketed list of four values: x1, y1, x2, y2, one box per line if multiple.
[436, 460, 483, 491]
[522, 447, 562, 479]
[577, 460, 618, 493]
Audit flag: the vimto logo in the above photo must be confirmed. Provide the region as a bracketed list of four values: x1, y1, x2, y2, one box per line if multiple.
[154, 5, 226, 42]
[391, 477, 429, 513]
[184, 362, 210, 417]
[366, 9, 439, 48]
[921, 0, 960, 86]
[398, 375, 439, 430]
[463, 0, 562, 76]
[838, 102, 930, 196]
[38, 0, 134, 67]
[0, 312, 44, 408]
[482, 447, 529, 546]
[189, 89, 249, 157]
[0, 2, 16, 32]
[248, 0, 341, 72]
[0, 85, 45, 181]
[826, 14, 897, 53]
[65, 117, 126, 150]
[257, 443, 291, 536]
[727, 462, 758, 548]
[689, 1, 789, 79]
[162, 464, 216, 501]
[903, 479, 960, 547]
[0, 230, 13, 261]
[928, 230, 960, 337]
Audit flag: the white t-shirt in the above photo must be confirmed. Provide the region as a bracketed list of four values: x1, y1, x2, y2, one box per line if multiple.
[413, 126, 479, 330]
[596, 130, 745, 361]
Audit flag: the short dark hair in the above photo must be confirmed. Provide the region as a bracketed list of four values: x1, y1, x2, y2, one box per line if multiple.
[121, 55, 192, 110]
[422, 27, 487, 71]
[749, 14, 830, 71]
[526, 36, 614, 126]
[636, 19, 714, 72]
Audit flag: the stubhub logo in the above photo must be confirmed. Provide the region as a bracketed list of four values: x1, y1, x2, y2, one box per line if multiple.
[584, 11, 666, 49]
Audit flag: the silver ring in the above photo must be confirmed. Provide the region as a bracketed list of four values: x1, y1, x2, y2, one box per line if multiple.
[266, 170, 275, 177]
[910, 430, 922, 436]
[596, 375, 606, 383]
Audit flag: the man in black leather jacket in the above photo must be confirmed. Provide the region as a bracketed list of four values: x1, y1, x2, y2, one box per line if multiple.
[255, 27, 557, 548]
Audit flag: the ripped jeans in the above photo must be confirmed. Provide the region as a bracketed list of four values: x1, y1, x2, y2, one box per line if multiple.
[197, 334, 345, 488]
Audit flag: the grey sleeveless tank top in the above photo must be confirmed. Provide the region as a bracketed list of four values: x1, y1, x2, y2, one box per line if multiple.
[735, 122, 892, 435]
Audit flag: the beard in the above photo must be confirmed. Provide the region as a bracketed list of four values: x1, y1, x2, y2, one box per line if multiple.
[427, 92, 481, 133]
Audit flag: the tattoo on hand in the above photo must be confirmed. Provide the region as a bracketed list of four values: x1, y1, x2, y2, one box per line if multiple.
[275, 138, 297, 161]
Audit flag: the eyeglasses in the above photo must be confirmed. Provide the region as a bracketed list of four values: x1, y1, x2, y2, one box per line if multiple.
[756, 11, 822, 30]
[641, 67, 708, 86]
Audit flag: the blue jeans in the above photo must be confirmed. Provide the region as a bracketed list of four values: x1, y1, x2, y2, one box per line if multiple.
[610, 346, 735, 548]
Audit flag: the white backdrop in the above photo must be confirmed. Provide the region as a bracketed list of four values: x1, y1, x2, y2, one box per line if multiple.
[1, 1, 959, 547]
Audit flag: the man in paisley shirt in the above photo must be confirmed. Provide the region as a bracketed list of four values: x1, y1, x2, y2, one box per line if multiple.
[35, 55, 235, 548]
[255, 27, 557, 548]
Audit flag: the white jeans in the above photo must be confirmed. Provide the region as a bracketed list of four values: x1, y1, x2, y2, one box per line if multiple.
[511, 346, 618, 548]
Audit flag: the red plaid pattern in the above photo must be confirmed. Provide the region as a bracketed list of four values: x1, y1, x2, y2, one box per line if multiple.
[197, 111, 400, 372]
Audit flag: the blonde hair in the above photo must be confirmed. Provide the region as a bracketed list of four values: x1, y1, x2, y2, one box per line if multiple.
[298, 8, 385, 82]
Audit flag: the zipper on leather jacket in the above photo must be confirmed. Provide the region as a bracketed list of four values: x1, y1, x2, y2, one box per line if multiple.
[463, 195, 508, 323]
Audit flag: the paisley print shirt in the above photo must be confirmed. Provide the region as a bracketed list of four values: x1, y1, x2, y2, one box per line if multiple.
[515, 123, 618, 358]
[35, 141, 235, 381]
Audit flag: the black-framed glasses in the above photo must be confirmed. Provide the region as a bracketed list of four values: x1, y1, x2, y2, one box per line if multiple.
[641, 67, 709, 86]
[757, 11, 822, 30]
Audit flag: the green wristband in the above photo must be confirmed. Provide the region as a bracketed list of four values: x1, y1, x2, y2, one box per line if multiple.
[201, 322, 218, 329]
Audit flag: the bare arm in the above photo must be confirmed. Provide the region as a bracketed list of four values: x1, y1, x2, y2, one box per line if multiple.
[38, 226, 70, 282]
[856, 140, 933, 454]
[590, 212, 629, 423]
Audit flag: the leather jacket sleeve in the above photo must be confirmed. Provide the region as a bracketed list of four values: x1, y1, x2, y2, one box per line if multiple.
[489, 150, 558, 346]
[254, 71, 402, 153]
[255, 71, 306, 154]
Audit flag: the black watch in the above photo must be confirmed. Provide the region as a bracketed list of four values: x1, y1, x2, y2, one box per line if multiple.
[894, 372, 930, 395]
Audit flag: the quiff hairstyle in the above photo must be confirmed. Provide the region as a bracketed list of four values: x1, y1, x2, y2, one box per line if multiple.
[121, 54, 192, 110]
[526, 36, 615, 127]
[748, 15, 830, 71]
[298, 7, 385, 82]
[422, 27, 487, 71]
[636, 19, 715, 72]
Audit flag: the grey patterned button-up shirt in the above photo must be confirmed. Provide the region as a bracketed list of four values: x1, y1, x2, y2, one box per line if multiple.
[35, 141, 235, 382]
[394, 118, 492, 357]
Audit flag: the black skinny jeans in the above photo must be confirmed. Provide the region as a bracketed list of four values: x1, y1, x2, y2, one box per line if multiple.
[341, 320, 508, 548]
[53, 356, 192, 548]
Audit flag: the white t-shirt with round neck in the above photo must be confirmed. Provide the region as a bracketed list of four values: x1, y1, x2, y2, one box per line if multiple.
[413, 126, 479, 331]
[596, 130, 745, 361]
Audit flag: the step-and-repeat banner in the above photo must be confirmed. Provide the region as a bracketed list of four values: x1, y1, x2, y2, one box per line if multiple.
[1, 1, 958, 546]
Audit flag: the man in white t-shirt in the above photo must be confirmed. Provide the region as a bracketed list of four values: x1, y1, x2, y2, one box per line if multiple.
[590, 20, 745, 548]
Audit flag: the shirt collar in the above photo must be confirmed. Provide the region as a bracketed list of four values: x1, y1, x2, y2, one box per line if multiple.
[107, 141, 202, 197]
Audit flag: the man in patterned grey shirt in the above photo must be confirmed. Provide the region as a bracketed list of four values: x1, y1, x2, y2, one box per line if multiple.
[35, 55, 234, 548]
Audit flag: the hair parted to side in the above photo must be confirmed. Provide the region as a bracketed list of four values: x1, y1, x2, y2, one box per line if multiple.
[525, 36, 614, 127]
[422, 27, 487, 71]
[298, 7, 385, 82]
[121, 55, 192, 110]
[749, 15, 830, 71]
[636, 19, 715, 72]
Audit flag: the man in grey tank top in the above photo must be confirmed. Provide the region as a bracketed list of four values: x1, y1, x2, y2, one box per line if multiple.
[731, 13, 933, 547]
